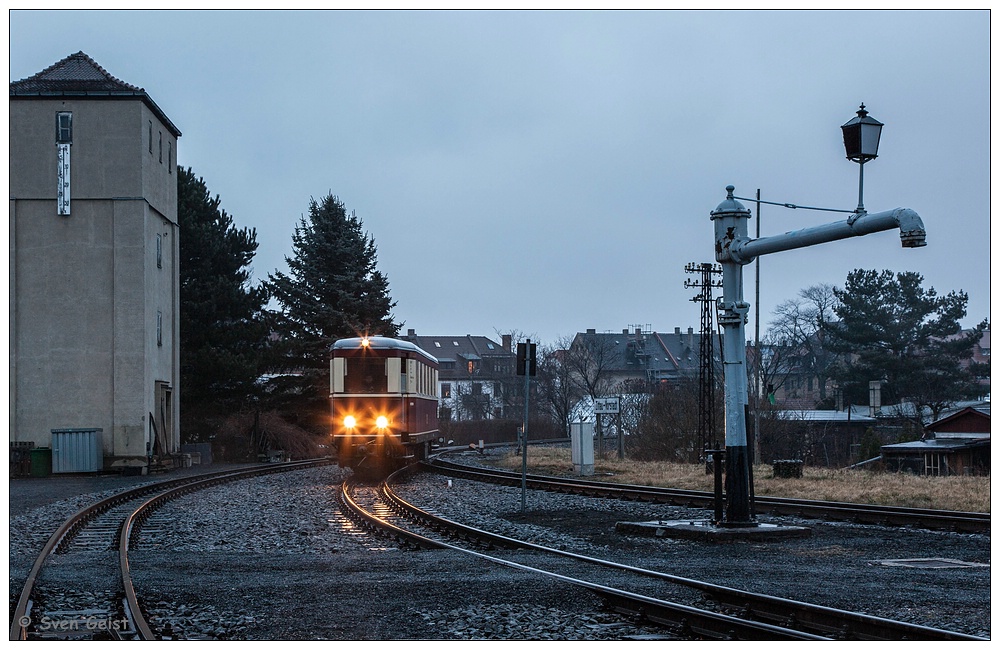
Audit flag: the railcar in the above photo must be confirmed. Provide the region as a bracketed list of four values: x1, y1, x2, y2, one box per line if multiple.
[330, 336, 440, 479]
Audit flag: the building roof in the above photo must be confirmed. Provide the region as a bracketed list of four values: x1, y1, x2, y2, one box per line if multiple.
[571, 327, 704, 379]
[10, 51, 181, 137]
[777, 410, 876, 423]
[881, 438, 990, 454]
[400, 331, 513, 381]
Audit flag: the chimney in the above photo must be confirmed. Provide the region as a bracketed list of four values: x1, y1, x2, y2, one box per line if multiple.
[623, 328, 629, 335]
[407, 328, 416, 337]
[586, 328, 596, 335]
[674, 327, 681, 335]
[502, 334, 512, 352]
[688, 327, 694, 348]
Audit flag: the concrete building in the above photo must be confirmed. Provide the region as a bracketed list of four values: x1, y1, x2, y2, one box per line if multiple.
[10, 52, 182, 470]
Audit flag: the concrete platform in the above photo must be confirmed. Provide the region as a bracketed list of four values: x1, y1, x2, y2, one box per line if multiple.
[615, 518, 812, 541]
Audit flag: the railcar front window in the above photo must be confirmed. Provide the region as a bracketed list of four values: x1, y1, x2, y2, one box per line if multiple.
[344, 358, 388, 393]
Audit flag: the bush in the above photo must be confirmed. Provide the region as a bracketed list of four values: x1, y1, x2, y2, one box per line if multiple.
[439, 418, 563, 446]
[213, 410, 326, 462]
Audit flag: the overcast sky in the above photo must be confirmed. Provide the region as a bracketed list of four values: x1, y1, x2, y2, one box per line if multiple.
[9, 9, 992, 346]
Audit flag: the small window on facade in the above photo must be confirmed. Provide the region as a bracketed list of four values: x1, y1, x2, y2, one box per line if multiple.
[149, 121, 153, 153]
[158, 131, 163, 163]
[168, 142, 172, 173]
[156, 234, 163, 269]
[441, 383, 451, 399]
[157, 311, 163, 347]
[56, 112, 72, 143]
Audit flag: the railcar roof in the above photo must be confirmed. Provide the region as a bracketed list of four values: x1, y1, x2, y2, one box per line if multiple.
[332, 336, 438, 363]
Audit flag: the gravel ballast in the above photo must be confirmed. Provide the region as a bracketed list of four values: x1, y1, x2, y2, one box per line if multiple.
[9, 457, 991, 640]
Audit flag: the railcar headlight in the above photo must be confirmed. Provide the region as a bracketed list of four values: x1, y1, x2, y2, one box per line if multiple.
[343, 415, 357, 429]
[375, 416, 389, 429]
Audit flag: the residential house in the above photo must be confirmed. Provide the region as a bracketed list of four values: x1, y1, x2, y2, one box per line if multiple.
[569, 326, 706, 390]
[400, 330, 515, 421]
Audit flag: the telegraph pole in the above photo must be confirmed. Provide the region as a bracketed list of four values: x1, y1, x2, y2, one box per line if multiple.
[516, 340, 536, 514]
[684, 262, 723, 459]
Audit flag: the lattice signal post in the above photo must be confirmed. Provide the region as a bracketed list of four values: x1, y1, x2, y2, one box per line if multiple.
[684, 262, 723, 456]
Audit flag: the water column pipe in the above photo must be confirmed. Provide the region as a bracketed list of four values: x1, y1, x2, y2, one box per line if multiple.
[711, 185, 926, 526]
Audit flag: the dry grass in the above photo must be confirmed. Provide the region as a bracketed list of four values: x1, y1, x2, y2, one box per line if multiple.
[492, 447, 990, 513]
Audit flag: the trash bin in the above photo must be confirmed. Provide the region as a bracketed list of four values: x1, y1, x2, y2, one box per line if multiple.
[30, 447, 52, 477]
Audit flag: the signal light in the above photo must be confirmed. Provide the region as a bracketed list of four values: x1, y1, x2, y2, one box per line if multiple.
[516, 341, 537, 376]
[376, 416, 389, 429]
[344, 415, 357, 429]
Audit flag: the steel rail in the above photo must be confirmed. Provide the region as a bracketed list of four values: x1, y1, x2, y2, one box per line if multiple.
[381, 476, 985, 641]
[425, 457, 990, 533]
[337, 478, 825, 640]
[11, 458, 331, 641]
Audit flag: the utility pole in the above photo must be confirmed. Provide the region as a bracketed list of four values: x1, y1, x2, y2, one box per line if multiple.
[684, 262, 722, 460]
[516, 340, 536, 514]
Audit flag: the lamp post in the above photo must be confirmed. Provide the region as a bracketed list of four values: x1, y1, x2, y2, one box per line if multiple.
[841, 104, 884, 216]
[711, 107, 925, 528]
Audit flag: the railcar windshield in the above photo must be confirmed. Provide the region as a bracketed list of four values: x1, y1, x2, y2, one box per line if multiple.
[343, 357, 387, 394]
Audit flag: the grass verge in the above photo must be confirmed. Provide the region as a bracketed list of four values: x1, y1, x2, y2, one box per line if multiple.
[490, 447, 990, 513]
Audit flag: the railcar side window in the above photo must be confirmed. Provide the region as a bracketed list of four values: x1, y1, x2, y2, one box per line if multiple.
[343, 358, 387, 393]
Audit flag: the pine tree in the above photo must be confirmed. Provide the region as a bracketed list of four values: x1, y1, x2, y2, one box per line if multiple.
[822, 269, 987, 422]
[267, 194, 398, 422]
[178, 167, 270, 442]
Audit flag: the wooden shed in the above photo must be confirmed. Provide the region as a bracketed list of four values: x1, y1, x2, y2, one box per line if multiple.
[881, 407, 990, 476]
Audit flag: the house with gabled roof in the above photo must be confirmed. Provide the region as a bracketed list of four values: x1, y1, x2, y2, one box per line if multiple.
[401, 329, 516, 421]
[881, 405, 990, 476]
[569, 326, 707, 388]
[10, 52, 181, 471]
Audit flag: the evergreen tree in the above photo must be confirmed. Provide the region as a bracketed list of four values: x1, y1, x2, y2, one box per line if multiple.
[822, 269, 987, 423]
[178, 167, 270, 443]
[267, 194, 398, 424]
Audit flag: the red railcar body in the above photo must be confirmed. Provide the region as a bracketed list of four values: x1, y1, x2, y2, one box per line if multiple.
[330, 336, 439, 479]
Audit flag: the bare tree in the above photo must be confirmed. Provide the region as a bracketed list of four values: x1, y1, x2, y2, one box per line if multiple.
[763, 283, 840, 407]
[535, 336, 581, 437]
[563, 332, 624, 403]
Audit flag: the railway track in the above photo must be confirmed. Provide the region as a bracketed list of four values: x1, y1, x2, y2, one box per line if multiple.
[425, 456, 990, 533]
[9, 459, 332, 641]
[337, 469, 985, 641]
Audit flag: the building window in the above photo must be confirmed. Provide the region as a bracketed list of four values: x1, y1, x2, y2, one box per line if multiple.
[156, 311, 163, 347]
[156, 234, 163, 269]
[56, 112, 72, 143]
[168, 142, 173, 173]
[441, 383, 451, 399]
[158, 131, 163, 163]
[149, 121, 153, 153]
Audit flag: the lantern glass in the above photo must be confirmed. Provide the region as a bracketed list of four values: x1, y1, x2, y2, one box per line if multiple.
[841, 104, 883, 163]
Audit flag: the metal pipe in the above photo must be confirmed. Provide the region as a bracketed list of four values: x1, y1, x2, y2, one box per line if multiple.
[727, 206, 926, 265]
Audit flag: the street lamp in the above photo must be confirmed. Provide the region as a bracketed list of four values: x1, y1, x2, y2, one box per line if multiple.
[841, 103, 884, 216]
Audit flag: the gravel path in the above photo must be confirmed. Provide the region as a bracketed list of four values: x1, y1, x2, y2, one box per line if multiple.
[8, 458, 991, 640]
